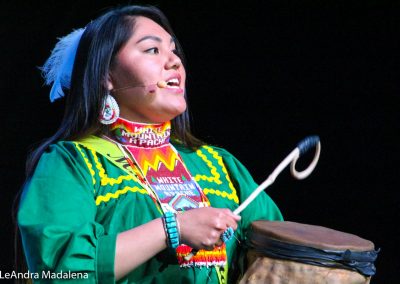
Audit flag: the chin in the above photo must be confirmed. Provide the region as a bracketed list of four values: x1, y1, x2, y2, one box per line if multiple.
[177, 104, 187, 116]
[165, 105, 187, 122]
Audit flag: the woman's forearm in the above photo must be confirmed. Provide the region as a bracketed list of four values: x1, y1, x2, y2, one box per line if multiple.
[114, 218, 166, 280]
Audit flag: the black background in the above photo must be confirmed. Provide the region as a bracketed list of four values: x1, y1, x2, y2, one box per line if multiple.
[1, 1, 399, 283]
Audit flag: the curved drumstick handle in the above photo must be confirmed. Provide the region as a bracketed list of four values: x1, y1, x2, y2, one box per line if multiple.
[233, 135, 321, 215]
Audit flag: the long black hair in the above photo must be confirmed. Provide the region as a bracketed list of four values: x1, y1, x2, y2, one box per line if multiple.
[26, 5, 203, 178]
[15, 5, 204, 280]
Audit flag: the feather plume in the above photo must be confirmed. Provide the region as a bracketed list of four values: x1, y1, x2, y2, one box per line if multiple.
[40, 28, 85, 102]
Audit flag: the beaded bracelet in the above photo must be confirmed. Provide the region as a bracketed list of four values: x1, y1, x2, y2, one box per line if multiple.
[162, 212, 180, 249]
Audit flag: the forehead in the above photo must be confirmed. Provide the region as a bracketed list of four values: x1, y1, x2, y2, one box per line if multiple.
[131, 16, 171, 40]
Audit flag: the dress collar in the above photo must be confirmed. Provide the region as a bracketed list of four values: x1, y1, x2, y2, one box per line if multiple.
[109, 117, 171, 148]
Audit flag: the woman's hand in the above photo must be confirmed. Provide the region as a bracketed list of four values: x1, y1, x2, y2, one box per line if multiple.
[177, 207, 241, 250]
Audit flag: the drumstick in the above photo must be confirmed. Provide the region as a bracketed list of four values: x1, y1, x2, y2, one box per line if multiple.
[184, 136, 321, 261]
[234, 135, 321, 215]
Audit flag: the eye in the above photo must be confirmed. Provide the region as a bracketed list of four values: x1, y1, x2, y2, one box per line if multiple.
[145, 47, 159, 54]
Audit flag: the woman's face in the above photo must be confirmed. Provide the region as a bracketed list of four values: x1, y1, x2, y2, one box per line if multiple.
[108, 16, 186, 123]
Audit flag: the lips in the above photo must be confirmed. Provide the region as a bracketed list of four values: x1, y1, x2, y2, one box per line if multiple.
[165, 74, 181, 89]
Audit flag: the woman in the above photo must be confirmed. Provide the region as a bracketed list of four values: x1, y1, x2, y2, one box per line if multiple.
[18, 5, 283, 283]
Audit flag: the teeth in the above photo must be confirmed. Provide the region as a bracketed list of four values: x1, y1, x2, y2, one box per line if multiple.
[167, 78, 179, 85]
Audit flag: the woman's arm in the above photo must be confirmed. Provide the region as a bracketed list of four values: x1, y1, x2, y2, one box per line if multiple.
[114, 218, 165, 280]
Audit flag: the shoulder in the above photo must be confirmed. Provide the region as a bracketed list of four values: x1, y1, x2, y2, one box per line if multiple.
[25, 140, 96, 193]
[33, 140, 89, 174]
[43, 136, 116, 160]
[44, 136, 118, 171]
[39, 140, 82, 163]
[33, 138, 108, 181]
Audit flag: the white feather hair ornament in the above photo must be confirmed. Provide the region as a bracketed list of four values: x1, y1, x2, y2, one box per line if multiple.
[40, 28, 85, 102]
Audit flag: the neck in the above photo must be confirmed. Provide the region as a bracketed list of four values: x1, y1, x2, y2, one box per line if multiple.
[108, 117, 171, 148]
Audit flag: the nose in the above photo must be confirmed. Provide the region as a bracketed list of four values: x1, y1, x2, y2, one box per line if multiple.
[165, 51, 182, 70]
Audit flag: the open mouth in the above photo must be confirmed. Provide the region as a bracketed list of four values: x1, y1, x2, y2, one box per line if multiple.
[166, 78, 180, 88]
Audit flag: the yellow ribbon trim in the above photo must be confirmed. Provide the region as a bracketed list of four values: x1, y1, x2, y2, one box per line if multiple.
[95, 185, 148, 206]
[87, 146, 136, 186]
[194, 148, 222, 184]
[74, 142, 96, 186]
[204, 146, 239, 203]
[195, 146, 239, 204]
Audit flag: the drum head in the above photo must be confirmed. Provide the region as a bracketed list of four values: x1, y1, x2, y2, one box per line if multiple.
[250, 221, 374, 251]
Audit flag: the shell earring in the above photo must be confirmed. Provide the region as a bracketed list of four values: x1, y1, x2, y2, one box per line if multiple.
[99, 93, 120, 125]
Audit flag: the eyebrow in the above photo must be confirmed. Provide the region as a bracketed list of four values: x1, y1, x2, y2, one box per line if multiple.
[136, 35, 175, 44]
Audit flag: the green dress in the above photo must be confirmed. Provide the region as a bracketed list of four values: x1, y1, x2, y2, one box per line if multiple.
[18, 137, 283, 283]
